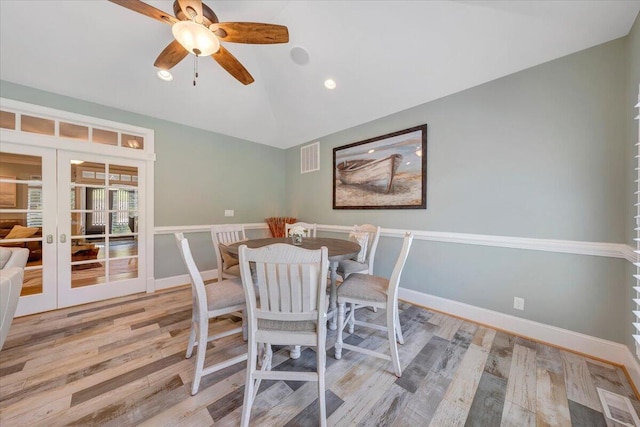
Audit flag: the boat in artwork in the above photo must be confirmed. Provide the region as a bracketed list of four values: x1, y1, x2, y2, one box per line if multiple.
[336, 154, 403, 193]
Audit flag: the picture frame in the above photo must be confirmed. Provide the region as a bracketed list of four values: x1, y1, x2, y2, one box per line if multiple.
[333, 124, 427, 209]
[0, 176, 17, 208]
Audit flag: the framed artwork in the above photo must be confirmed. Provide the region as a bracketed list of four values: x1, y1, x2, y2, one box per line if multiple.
[0, 176, 17, 208]
[333, 124, 427, 209]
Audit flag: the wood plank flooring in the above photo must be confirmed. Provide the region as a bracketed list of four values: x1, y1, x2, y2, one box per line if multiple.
[0, 285, 637, 426]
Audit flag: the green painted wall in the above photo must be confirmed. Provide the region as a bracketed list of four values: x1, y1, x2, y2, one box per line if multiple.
[285, 37, 631, 343]
[0, 80, 286, 278]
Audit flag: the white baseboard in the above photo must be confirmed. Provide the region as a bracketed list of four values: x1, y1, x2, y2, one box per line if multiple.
[399, 287, 640, 390]
[622, 347, 640, 393]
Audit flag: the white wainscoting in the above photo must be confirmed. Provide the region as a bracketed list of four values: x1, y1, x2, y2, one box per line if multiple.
[155, 222, 640, 387]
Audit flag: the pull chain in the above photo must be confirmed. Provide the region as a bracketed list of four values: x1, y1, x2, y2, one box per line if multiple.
[193, 55, 199, 86]
[192, 48, 202, 86]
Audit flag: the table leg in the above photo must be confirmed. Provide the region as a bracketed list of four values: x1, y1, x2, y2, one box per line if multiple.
[329, 261, 338, 330]
[290, 345, 301, 359]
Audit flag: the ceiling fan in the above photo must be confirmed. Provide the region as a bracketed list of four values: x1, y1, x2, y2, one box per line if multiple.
[109, 0, 289, 85]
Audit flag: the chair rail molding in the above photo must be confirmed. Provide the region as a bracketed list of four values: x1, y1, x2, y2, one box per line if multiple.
[154, 223, 268, 235]
[317, 224, 635, 262]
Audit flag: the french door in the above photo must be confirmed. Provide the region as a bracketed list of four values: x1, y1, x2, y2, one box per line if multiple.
[0, 143, 146, 316]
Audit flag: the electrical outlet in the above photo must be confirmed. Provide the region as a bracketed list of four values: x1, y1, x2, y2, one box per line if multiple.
[513, 297, 525, 311]
[224, 210, 234, 217]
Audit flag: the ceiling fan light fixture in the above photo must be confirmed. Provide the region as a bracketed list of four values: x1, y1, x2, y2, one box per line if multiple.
[172, 20, 220, 56]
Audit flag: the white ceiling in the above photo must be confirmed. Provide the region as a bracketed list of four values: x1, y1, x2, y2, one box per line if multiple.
[1, 1, 638, 149]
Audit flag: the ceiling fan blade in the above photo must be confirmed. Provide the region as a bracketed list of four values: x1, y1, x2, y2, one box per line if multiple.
[154, 40, 189, 70]
[211, 23, 289, 44]
[212, 46, 255, 85]
[108, 0, 177, 25]
[176, 0, 204, 22]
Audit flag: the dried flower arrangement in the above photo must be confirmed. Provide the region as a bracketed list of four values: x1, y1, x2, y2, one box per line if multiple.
[265, 217, 297, 238]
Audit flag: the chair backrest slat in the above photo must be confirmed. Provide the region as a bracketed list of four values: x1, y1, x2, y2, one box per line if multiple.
[291, 265, 302, 312]
[278, 263, 292, 312]
[266, 263, 281, 312]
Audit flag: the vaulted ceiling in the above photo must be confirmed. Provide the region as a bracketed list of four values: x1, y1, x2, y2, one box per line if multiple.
[1, 1, 638, 149]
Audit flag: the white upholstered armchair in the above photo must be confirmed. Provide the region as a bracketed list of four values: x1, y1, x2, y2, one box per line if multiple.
[0, 247, 28, 351]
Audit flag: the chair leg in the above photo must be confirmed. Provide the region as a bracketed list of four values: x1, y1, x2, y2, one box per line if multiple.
[395, 308, 404, 345]
[387, 307, 401, 377]
[251, 344, 269, 406]
[241, 339, 259, 427]
[290, 345, 301, 359]
[191, 318, 208, 395]
[242, 309, 248, 341]
[335, 302, 346, 359]
[185, 320, 197, 359]
[317, 339, 327, 427]
[347, 303, 355, 334]
[264, 344, 273, 372]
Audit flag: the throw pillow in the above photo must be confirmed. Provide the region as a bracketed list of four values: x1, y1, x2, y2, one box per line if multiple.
[221, 250, 239, 268]
[219, 240, 246, 268]
[348, 231, 369, 263]
[5, 225, 39, 240]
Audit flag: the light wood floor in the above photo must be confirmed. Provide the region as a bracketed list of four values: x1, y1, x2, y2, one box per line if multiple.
[0, 285, 637, 426]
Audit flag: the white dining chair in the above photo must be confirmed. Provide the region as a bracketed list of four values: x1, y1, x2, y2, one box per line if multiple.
[285, 221, 317, 237]
[238, 243, 329, 427]
[334, 232, 413, 377]
[336, 224, 381, 279]
[211, 224, 247, 283]
[175, 233, 248, 395]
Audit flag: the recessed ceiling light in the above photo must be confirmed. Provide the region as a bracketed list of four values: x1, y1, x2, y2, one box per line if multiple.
[157, 69, 173, 81]
[324, 79, 336, 90]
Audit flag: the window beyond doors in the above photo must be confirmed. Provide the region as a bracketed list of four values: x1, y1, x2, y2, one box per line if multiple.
[88, 188, 135, 232]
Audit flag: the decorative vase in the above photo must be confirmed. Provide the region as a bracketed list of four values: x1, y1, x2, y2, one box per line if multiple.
[292, 234, 303, 245]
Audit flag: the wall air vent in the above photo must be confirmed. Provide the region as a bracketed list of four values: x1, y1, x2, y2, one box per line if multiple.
[597, 388, 640, 427]
[300, 141, 320, 174]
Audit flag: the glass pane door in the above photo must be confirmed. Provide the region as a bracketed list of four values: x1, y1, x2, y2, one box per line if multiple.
[0, 143, 57, 316]
[58, 152, 144, 308]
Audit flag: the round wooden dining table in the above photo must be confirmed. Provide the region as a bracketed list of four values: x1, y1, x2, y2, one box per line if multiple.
[223, 237, 361, 331]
